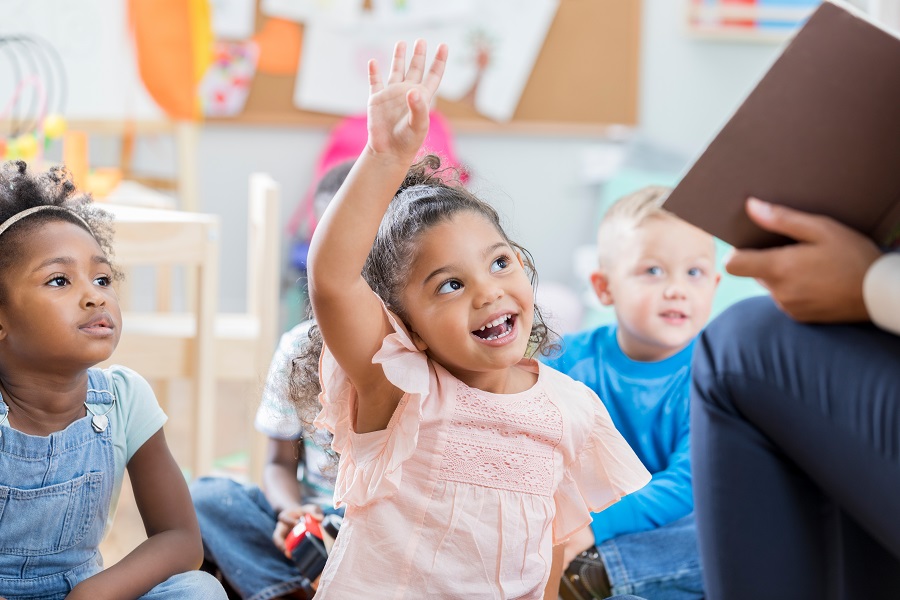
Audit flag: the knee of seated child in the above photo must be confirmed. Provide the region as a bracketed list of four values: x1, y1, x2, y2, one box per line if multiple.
[190, 476, 245, 514]
[154, 570, 228, 599]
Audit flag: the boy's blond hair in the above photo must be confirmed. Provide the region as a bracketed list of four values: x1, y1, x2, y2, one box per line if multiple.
[596, 185, 674, 267]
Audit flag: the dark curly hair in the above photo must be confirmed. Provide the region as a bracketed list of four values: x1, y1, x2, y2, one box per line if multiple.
[289, 155, 558, 462]
[0, 160, 119, 302]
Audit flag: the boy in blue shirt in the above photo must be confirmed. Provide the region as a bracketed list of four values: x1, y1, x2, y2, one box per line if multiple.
[545, 186, 720, 600]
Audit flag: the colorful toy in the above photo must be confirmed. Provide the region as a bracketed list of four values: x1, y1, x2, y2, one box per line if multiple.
[0, 36, 68, 163]
[283, 513, 329, 578]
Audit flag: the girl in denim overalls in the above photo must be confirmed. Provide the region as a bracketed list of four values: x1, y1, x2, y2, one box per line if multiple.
[0, 162, 225, 600]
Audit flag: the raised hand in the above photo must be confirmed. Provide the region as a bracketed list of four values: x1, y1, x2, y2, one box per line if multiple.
[366, 39, 448, 162]
[726, 197, 882, 323]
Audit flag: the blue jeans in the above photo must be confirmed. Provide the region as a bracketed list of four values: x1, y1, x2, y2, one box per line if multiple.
[692, 297, 900, 599]
[142, 571, 226, 599]
[596, 514, 703, 600]
[191, 477, 317, 600]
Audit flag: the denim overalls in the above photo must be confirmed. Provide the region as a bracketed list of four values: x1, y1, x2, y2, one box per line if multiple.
[0, 368, 225, 600]
[0, 368, 113, 599]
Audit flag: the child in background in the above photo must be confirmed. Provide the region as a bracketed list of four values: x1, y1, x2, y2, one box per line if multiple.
[298, 39, 650, 599]
[0, 161, 225, 600]
[544, 186, 720, 599]
[190, 162, 354, 600]
[191, 320, 337, 600]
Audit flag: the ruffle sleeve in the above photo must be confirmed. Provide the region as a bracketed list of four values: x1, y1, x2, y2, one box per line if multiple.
[552, 391, 652, 543]
[313, 308, 431, 508]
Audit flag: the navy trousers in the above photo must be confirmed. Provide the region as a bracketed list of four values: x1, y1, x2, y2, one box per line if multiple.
[691, 296, 900, 600]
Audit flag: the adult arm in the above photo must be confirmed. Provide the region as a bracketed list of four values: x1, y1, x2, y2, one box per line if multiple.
[726, 198, 889, 327]
[67, 429, 203, 600]
[863, 253, 900, 335]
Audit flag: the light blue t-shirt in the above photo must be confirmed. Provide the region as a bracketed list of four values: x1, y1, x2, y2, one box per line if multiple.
[91, 365, 168, 534]
[542, 324, 694, 544]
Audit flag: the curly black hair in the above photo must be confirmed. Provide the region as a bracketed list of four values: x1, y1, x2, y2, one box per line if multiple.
[0, 160, 119, 302]
[289, 155, 559, 463]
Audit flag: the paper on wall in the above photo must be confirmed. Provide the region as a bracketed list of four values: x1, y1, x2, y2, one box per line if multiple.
[293, 21, 461, 115]
[210, 0, 257, 40]
[263, 0, 473, 27]
[438, 0, 559, 122]
[261, 0, 362, 27]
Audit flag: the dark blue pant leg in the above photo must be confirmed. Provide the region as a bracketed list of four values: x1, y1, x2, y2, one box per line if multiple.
[190, 477, 314, 600]
[691, 296, 900, 600]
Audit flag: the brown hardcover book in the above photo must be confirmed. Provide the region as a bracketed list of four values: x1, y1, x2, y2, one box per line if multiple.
[663, 0, 900, 250]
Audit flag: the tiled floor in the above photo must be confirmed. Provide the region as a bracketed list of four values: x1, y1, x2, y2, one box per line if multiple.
[99, 379, 262, 565]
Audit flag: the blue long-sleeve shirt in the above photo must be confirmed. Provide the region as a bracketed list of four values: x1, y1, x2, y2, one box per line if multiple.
[542, 324, 694, 544]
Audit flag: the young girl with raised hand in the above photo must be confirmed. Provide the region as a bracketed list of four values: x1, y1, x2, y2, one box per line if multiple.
[301, 40, 651, 598]
[0, 162, 225, 600]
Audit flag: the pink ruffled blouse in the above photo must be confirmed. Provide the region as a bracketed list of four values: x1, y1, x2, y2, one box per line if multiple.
[313, 309, 650, 599]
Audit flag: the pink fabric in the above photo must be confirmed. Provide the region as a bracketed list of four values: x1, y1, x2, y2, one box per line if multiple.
[288, 111, 468, 238]
[313, 306, 650, 599]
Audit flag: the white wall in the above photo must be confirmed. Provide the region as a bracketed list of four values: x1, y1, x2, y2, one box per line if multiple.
[192, 125, 609, 314]
[639, 0, 782, 158]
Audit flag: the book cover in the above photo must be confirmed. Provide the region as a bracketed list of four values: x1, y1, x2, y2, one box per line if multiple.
[663, 0, 900, 250]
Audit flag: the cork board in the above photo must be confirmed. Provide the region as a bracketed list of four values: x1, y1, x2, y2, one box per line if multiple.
[225, 0, 641, 133]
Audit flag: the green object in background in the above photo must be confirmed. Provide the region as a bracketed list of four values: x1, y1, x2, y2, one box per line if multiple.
[581, 167, 766, 331]
[283, 279, 309, 332]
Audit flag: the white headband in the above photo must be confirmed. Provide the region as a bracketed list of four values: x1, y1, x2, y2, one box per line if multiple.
[0, 205, 92, 238]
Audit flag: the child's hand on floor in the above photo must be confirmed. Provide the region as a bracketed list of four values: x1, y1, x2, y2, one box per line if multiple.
[366, 39, 447, 164]
[273, 504, 324, 554]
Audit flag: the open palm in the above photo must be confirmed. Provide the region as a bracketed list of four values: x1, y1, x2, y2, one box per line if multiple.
[366, 39, 448, 161]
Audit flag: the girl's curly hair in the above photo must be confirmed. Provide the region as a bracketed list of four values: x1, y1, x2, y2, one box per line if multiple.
[289, 155, 559, 464]
[0, 161, 119, 301]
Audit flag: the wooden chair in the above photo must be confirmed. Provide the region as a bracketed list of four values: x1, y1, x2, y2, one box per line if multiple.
[101, 174, 281, 482]
[216, 173, 281, 483]
[100, 203, 220, 479]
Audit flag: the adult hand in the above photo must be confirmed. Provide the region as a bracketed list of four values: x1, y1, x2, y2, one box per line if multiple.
[366, 39, 448, 163]
[726, 197, 882, 323]
[273, 503, 324, 555]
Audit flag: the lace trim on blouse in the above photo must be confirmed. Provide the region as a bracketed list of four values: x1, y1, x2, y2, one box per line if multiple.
[438, 384, 563, 496]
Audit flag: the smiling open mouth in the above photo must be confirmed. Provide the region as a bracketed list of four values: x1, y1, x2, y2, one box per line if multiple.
[660, 310, 688, 320]
[472, 314, 515, 341]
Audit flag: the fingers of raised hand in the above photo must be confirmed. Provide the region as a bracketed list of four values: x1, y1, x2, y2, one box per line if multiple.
[382, 39, 447, 95]
[405, 38, 428, 83]
[368, 59, 383, 95]
[387, 40, 408, 85]
[422, 43, 449, 97]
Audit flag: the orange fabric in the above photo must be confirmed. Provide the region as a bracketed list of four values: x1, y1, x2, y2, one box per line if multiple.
[253, 18, 302, 75]
[128, 0, 212, 119]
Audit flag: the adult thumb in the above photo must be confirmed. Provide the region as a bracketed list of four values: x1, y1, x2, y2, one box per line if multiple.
[745, 197, 830, 244]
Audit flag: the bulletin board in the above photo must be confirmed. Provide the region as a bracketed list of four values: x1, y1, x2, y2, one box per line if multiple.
[224, 0, 641, 133]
